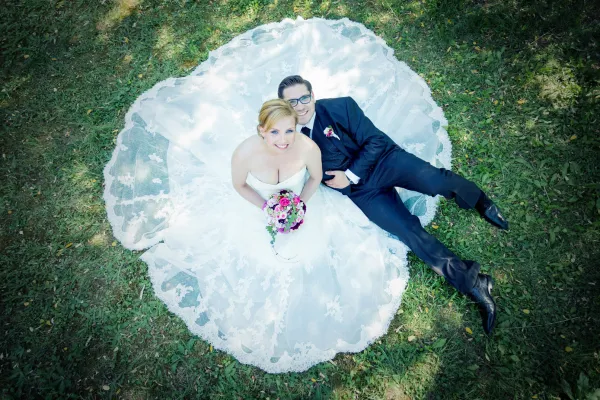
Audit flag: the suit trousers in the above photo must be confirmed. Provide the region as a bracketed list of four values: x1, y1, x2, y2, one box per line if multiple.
[346, 147, 482, 294]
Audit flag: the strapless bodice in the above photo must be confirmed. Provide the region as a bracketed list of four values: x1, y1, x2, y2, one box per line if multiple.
[246, 166, 308, 199]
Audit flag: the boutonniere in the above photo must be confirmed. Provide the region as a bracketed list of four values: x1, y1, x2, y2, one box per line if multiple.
[323, 125, 341, 140]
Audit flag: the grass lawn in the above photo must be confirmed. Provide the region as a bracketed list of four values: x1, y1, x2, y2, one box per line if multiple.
[1, 0, 599, 398]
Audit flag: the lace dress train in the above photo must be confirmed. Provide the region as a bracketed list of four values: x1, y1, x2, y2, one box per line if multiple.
[103, 17, 451, 372]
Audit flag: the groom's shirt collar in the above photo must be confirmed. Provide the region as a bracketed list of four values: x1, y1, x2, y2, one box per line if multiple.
[296, 111, 316, 137]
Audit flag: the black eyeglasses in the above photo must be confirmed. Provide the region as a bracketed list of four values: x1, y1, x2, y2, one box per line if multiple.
[287, 94, 312, 107]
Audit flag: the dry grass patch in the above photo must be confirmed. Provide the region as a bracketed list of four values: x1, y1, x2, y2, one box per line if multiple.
[96, 0, 142, 32]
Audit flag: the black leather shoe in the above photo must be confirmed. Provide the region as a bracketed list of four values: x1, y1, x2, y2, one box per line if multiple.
[476, 194, 509, 230]
[467, 273, 497, 334]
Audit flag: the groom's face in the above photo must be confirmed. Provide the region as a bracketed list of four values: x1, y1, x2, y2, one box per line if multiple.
[282, 84, 315, 126]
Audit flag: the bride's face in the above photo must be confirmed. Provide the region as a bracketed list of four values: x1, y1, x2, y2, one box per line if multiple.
[282, 84, 315, 126]
[259, 116, 297, 153]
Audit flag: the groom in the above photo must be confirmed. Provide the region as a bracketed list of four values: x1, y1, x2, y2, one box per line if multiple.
[278, 75, 509, 334]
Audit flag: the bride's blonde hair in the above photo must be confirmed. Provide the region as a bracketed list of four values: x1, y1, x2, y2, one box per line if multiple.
[257, 99, 297, 136]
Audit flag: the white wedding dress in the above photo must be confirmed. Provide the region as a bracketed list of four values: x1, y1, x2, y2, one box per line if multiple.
[103, 17, 452, 373]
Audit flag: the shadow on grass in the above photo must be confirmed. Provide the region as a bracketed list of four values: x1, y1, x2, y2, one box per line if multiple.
[423, 0, 599, 58]
[419, 0, 600, 135]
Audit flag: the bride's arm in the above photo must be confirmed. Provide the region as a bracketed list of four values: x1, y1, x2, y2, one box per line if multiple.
[300, 140, 322, 203]
[231, 146, 266, 209]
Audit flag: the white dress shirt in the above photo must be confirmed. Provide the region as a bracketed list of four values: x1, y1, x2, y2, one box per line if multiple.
[297, 111, 361, 184]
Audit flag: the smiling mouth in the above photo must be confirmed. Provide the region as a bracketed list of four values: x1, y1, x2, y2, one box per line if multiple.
[297, 110, 308, 117]
[275, 144, 289, 149]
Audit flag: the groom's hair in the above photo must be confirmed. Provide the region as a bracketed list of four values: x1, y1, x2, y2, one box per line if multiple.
[277, 75, 312, 99]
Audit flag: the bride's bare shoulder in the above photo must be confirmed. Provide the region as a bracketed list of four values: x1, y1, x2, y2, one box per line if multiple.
[296, 133, 320, 155]
[233, 135, 261, 163]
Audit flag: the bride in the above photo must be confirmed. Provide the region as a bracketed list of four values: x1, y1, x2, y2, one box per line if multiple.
[103, 17, 451, 373]
[137, 99, 409, 373]
[231, 99, 322, 209]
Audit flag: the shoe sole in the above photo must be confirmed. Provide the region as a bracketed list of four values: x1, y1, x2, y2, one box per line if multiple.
[484, 215, 509, 230]
[486, 275, 496, 335]
[487, 276, 494, 294]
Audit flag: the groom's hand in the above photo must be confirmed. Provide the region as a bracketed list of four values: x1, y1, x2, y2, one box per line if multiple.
[324, 170, 350, 189]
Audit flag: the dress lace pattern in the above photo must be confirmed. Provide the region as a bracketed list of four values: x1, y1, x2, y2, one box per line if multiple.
[103, 17, 452, 373]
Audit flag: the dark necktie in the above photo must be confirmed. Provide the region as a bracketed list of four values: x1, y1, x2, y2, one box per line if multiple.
[301, 126, 311, 138]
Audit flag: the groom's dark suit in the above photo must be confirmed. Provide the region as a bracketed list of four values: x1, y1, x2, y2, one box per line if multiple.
[311, 97, 482, 294]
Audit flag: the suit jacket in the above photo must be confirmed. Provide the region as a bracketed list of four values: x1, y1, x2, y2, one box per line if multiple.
[313, 97, 396, 182]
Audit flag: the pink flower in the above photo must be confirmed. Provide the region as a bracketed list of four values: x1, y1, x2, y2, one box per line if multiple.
[279, 197, 291, 207]
[293, 196, 300, 206]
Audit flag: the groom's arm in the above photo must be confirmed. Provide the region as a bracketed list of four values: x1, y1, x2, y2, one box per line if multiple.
[343, 97, 393, 181]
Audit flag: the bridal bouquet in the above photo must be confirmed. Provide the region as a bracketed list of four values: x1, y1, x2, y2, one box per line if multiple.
[263, 189, 306, 246]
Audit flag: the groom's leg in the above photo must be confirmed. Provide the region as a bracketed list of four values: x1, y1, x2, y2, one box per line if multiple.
[349, 187, 479, 293]
[369, 148, 482, 209]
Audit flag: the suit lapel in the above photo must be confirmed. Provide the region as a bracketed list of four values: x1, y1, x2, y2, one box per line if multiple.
[312, 113, 325, 145]
[313, 105, 352, 158]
